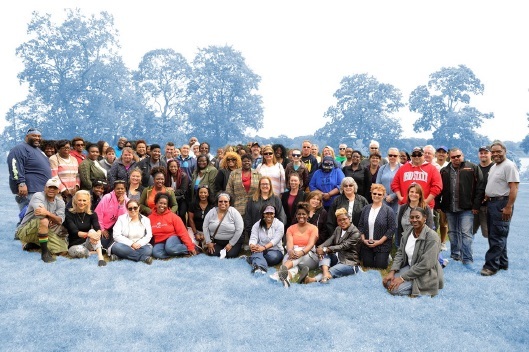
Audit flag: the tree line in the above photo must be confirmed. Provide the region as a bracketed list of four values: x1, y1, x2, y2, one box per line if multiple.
[1, 9, 527, 162]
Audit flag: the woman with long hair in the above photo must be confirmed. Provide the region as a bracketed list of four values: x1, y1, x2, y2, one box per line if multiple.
[94, 180, 129, 250]
[190, 155, 218, 203]
[214, 151, 241, 196]
[256, 145, 286, 196]
[304, 190, 329, 246]
[187, 185, 215, 248]
[396, 183, 434, 247]
[281, 172, 305, 230]
[165, 159, 189, 221]
[127, 168, 144, 203]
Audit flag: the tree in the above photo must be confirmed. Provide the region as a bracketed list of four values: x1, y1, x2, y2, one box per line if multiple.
[315, 73, 404, 151]
[185, 45, 263, 147]
[520, 113, 529, 154]
[10, 9, 144, 143]
[134, 49, 192, 141]
[409, 65, 493, 155]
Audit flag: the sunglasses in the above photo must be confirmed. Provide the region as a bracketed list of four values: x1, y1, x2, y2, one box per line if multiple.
[263, 152, 273, 156]
[226, 158, 236, 162]
[388, 154, 398, 157]
[75, 143, 85, 147]
[127, 206, 139, 211]
[343, 184, 354, 188]
[450, 155, 462, 159]
[411, 153, 423, 157]
[292, 154, 301, 157]
[218, 200, 229, 203]
[339, 148, 346, 150]
[372, 192, 383, 196]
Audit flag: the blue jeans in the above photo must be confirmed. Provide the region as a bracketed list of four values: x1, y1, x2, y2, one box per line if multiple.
[153, 236, 189, 259]
[484, 198, 512, 271]
[390, 265, 413, 296]
[446, 210, 474, 263]
[250, 250, 283, 270]
[112, 242, 152, 262]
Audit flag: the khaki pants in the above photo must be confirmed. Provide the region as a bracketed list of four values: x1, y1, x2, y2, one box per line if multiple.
[16, 218, 68, 254]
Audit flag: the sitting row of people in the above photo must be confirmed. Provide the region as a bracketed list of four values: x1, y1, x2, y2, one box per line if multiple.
[15, 168, 443, 297]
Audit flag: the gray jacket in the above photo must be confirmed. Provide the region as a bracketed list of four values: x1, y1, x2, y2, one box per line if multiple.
[391, 225, 444, 296]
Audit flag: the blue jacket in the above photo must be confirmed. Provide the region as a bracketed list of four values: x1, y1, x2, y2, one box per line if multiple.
[309, 168, 345, 208]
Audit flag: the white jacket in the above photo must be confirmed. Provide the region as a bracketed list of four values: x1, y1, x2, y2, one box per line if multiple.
[112, 213, 152, 247]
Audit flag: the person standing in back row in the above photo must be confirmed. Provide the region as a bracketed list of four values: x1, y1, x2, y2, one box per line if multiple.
[481, 141, 519, 276]
[473, 146, 494, 238]
[7, 128, 52, 213]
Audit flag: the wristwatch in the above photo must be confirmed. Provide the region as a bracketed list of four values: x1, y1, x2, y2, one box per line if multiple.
[18, 183, 26, 187]
[323, 247, 328, 253]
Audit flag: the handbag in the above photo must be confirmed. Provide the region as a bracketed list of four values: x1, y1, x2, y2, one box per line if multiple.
[211, 210, 227, 242]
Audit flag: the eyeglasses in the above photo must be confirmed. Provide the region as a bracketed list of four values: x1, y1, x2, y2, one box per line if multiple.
[127, 206, 139, 211]
[260, 183, 270, 187]
[372, 192, 383, 196]
[450, 155, 462, 159]
[343, 184, 354, 188]
[226, 158, 236, 162]
[263, 152, 273, 156]
[411, 153, 423, 157]
[218, 200, 229, 203]
[388, 154, 398, 157]
[59, 146, 71, 150]
[292, 154, 301, 157]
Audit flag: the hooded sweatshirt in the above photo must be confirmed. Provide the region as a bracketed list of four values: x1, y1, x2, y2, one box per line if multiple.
[148, 209, 194, 251]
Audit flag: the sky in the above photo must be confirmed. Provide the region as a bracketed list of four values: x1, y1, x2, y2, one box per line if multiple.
[1, 0, 528, 142]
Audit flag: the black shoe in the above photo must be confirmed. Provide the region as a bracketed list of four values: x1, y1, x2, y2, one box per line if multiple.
[298, 266, 310, 284]
[143, 256, 153, 265]
[499, 265, 508, 271]
[41, 250, 56, 263]
[23, 243, 41, 251]
[251, 263, 259, 273]
[480, 268, 497, 276]
[98, 260, 107, 267]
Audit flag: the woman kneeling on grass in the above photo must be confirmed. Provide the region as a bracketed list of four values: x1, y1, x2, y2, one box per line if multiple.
[383, 207, 444, 297]
[149, 192, 197, 259]
[275, 202, 319, 288]
[247, 205, 284, 274]
[300, 208, 362, 284]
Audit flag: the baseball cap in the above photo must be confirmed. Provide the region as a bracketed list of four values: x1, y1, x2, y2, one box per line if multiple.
[436, 146, 448, 153]
[479, 145, 490, 152]
[45, 178, 60, 188]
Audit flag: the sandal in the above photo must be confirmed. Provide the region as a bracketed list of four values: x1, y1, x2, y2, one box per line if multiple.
[320, 276, 332, 284]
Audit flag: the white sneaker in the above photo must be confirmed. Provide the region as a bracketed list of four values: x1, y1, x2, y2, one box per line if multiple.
[441, 243, 447, 251]
[269, 272, 279, 281]
[219, 248, 227, 259]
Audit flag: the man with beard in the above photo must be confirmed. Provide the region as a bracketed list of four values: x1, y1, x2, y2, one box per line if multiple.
[8, 128, 52, 213]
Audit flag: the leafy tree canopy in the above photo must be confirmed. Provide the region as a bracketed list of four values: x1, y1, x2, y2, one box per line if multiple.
[315, 73, 404, 150]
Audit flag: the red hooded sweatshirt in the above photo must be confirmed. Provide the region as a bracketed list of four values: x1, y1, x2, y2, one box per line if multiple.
[148, 209, 194, 251]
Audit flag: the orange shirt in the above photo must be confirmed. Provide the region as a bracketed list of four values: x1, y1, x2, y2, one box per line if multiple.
[287, 223, 318, 247]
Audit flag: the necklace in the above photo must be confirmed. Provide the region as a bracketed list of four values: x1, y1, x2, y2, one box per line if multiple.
[57, 154, 72, 164]
[77, 212, 86, 223]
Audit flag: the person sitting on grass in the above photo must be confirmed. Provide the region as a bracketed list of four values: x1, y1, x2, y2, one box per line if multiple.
[64, 190, 106, 266]
[383, 207, 444, 297]
[16, 177, 67, 263]
[149, 192, 197, 259]
[275, 202, 319, 288]
[300, 208, 362, 284]
[109, 200, 153, 264]
[247, 205, 284, 274]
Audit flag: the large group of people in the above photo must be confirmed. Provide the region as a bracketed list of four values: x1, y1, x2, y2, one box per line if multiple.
[7, 129, 521, 296]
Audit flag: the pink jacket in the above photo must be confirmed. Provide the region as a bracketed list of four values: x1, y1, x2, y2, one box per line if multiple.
[94, 191, 129, 231]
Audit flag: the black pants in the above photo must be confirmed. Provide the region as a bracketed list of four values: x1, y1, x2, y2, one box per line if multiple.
[360, 246, 390, 269]
[210, 239, 242, 258]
